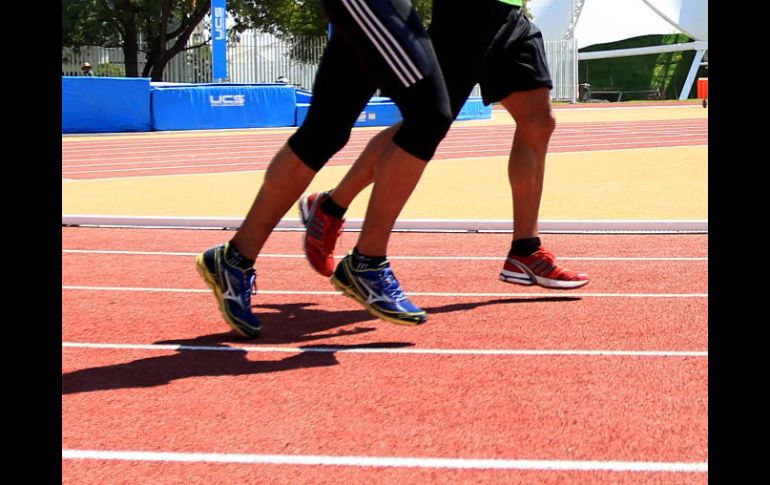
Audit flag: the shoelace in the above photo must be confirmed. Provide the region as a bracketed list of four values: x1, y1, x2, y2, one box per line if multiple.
[531, 248, 580, 279]
[532, 247, 556, 263]
[246, 269, 257, 298]
[377, 265, 407, 302]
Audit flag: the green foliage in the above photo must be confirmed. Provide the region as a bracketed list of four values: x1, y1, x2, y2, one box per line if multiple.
[579, 34, 699, 100]
[231, 0, 433, 38]
[228, 0, 326, 37]
[63, 0, 522, 49]
[95, 62, 127, 77]
[62, 0, 212, 78]
[230, 0, 433, 63]
[522, 0, 532, 20]
[63, 0, 531, 79]
[62, 0, 122, 47]
[412, 0, 433, 24]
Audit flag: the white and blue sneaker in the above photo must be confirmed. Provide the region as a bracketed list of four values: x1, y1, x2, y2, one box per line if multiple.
[331, 252, 427, 325]
[195, 242, 261, 338]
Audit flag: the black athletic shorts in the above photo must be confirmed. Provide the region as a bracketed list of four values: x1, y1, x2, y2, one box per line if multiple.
[428, 0, 553, 117]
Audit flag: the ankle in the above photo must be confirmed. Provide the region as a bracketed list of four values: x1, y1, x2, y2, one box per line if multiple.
[321, 193, 347, 219]
[509, 237, 541, 257]
[350, 247, 387, 269]
[226, 242, 256, 269]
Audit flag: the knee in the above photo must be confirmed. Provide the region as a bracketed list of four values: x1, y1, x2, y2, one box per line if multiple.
[429, 103, 454, 139]
[412, 102, 453, 146]
[394, 103, 453, 161]
[320, 128, 353, 159]
[516, 110, 556, 139]
[289, 124, 352, 171]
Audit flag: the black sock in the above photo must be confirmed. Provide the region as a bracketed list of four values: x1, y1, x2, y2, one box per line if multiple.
[509, 237, 542, 257]
[225, 241, 255, 270]
[321, 193, 347, 219]
[351, 247, 387, 270]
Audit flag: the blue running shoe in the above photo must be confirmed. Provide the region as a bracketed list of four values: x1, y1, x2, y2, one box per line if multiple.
[331, 252, 427, 325]
[195, 242, 261, 338]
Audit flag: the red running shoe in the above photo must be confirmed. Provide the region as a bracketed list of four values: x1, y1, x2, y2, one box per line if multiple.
[500, 246, 589, 289]
[298, 192, 344, 277]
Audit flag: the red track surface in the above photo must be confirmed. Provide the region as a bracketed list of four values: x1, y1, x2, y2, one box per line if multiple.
[62, 228, 708, 483]
[61, 118, 707, 179]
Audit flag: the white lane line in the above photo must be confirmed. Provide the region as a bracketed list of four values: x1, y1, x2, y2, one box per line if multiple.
[61, 145, 707, 182]
[61, 130, 706, 165]
[62, 138, 706, 175]
[551, 104, 705, 111]
[61, 125, 705, 155]
[61, 341, 708, 358]
[61, 249, 707, 261]
[60, 168, 271, 183]
[62, 160, 268, 175]
[61, 285, 708, 298]
[61, 449, 707, 472]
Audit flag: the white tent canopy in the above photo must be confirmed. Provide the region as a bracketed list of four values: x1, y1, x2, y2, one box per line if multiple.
[528, 0, 708, 100]
[529, 0, 708, 47]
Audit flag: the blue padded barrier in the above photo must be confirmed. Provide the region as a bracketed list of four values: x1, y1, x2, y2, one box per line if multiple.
[62, 77, 152, 133]
[151, 83, 296, 130]
[295, 96, 490, 128]
[295, 89, 313, 103]
[295, 99, 402, 128]
[294, 104, 311, 126]
[456, 97, 493, 121]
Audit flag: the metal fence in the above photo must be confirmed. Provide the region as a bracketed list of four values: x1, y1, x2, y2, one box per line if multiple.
[545, 39, 578, 102]
[62, 44, 214, 83]
[63, 32, 576, 100]
[62, 31, 327, 88]
[227, 31, 326, 89]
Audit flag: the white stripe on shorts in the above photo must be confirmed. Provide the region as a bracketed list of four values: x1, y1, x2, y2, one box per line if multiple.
[341, 0, 423, 87]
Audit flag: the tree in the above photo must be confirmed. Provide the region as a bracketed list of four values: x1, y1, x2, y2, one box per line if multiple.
[62, 0, 526, 81]
[233, 0, 432, 37]
[63, 1, 212, 80]
[63, 0, 335, 80]
[140, 1, 212, 80]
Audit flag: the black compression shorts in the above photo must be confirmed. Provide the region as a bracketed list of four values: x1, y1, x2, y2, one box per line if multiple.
[288, 0, 452, 170]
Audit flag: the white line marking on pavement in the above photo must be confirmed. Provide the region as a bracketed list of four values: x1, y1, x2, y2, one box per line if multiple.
[62, 341, 708, 358]
[61, 285, 708, 298]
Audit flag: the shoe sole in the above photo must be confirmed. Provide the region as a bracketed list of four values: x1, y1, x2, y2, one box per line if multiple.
[298, 196, 334, 277]
[195, 254, 260, 338]
[331, 274, 427, 326]
[499, 268, 589, 289]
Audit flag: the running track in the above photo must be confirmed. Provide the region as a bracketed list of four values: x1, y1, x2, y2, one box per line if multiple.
[61, 118, 707, 180]
[62, 108, 707, 482]
[62, 228, 707, 484]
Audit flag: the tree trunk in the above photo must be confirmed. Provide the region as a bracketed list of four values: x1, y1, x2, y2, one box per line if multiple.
[142, 48, 156, 78]
[121, 15, 140, 77]
[143, 1, 211, 81]
[150, 58, 168, 82]
[149, 0, 174, 81]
